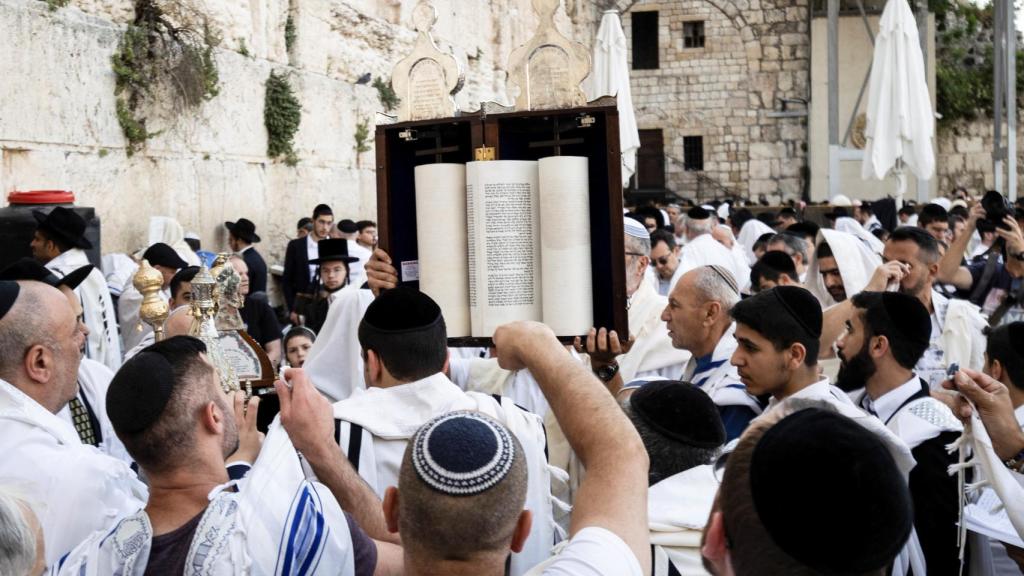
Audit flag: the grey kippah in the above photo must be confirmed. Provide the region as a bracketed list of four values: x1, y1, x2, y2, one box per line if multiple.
[412, 411, 516, 496]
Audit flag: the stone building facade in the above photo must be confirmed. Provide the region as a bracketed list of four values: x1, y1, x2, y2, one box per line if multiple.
[0, 0, 587, 260]
[936, 119, 1024, 194]
[617, 0, 810, 203]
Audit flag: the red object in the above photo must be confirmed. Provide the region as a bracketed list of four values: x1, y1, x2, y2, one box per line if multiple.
[7, 190, 76, 205]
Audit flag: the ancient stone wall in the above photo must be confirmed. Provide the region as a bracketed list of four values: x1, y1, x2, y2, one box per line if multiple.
[617, 0, 810, 202]
[0, 0, 580, 265]
[935, 117, 1024, 195]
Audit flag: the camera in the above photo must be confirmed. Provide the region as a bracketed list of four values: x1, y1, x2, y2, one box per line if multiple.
[981, 190, 1014, 229]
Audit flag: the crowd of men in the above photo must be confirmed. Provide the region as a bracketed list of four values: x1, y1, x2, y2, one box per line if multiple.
[3, 191, 1024, 575]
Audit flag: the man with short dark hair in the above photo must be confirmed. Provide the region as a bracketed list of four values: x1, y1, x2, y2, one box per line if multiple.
[650, 229, 683, 296]
[765, 232, 808, 282]
[332, 287, 559, 575]
[355, 220, 377, 250]
[168, 265, 199, 310]
[284, 204, 334, 322]
[31, 206, 121, 370]
[56, 336, 398, 574]
[749, 251, 799, 293]
[919, 203, 951, 242]
[225, 218, 268, 294]
[837, 292, 962, 575]
[0, 280, 145, 565]
[884, 226, 987, 388]
[855, 201, 883, 233]
[776, 206, 798, 229]
[333, 219, 372, 287]
[296, 216, 313, 238]
[383, 320, 650, 575]
[702, 407, 915, 576]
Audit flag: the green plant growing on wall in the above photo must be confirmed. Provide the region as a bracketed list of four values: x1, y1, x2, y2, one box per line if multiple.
[372, 77, 400, 112]
[41, 0, 70, 11]
[354, 117, 372, 155]
[265, 70, 302, 166]
[934, 0, 1023, 125]
[111, 0, 221, 154]
[285, 13, 297, 53]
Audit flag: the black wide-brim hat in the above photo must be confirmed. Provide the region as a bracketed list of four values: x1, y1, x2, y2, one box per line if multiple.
[0, 257, 93, 291]
[33, 206, 92, 249]
[224, 218, 261, 243]
[310, 238, 358, 264]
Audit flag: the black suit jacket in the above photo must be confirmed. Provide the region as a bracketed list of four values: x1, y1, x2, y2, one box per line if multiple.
[242, 247, 268, 294]
[282, 237, 312, 310]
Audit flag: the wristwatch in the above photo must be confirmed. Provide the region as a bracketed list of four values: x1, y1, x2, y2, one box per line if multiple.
[594, 362, 620, 383]
[1004, 448, 1024, 473]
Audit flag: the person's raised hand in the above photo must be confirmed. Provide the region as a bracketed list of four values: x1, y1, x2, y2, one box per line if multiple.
[366, 248, 399, 297]
[227, 391, 263, 464]
[967, 202, 986, 228]
[574, 327, 634, 369]
[941, 368, 1024, 460]
[493, 321, 560, 371]
[866, 261, 909, 292]
[996, 216, 1024, 254]
[275, 368, 335, 459]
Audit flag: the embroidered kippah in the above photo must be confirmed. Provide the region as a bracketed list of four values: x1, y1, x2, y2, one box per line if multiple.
[412, 411, 516, 497]
[0, 281, 20, 321]
[770, 285, 822, 339]
[705, 265, 739, 296]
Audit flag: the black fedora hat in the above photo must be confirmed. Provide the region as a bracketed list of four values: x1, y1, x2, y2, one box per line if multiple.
[33, 206, 92, 249]
[224, 218, 261, 243]
[0, 257, 93, 291]
[310, 239, 358, 264]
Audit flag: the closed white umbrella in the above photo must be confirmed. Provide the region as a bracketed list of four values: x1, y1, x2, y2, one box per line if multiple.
[582, 10, 641, 187]
[861, 0, 935, 204]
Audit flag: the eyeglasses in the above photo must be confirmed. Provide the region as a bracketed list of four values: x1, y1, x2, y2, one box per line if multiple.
[625, 252, 646, 258]
[652, 256, 671, 266]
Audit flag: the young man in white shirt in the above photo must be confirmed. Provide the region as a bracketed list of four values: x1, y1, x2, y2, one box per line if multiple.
[382, 320, 650, 576]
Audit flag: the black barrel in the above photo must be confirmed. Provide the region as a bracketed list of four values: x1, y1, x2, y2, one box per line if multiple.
[0, 191, 102, 271]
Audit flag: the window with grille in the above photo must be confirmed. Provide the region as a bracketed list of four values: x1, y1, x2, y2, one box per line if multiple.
[683, 21, 705, 49]
[632, 12, 659, 69]
[683, 136, 704, 171]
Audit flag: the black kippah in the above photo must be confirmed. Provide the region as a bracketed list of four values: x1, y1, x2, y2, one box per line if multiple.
[880, 292, 931, 345]
[771, 286, 822, 339]
[362, 287, 443, 334]
[750, 408, 913, 572]
[758, 251, 797, 275]
[106, 351, 177, 434]
[0, 281, 20, 321]
[1009, 322, 1024, 354]
[631, 381, 725, 448]
[687, 206, 711, 220]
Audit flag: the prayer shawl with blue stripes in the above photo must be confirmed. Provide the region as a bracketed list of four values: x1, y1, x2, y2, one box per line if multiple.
[51, 421, 355, 576]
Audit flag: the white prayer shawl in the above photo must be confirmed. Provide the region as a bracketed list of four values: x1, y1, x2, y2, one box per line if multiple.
[835, 216, 885, 255]
[332, 373, 559, 576]
[0, 378, 147, 566]
[960, 409, 1024, 551]
[654, 263, 686, 297]
[147, 216, 201, 267]
[52, 421, 356, 576]
[676, 234, 745, 293]
[681, 324, 761, 413]
[716, 226, 753, 292]
[647, 465, 718, 576]
[46, 249, 122, 371]
[450, 356, 552, 418]
[346, 240, 371, 288]
[56, 358, 132, 464]
[620, 278, 691, 383]
[736, 219, 776, 265]
[940, 295, 987, 375]
[118, 284, 171, 352]
[303, 285, 375, 402]
[101, 253, 137, 297]
[805, 229, 882, 309]
[765, 379, 926, 576]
